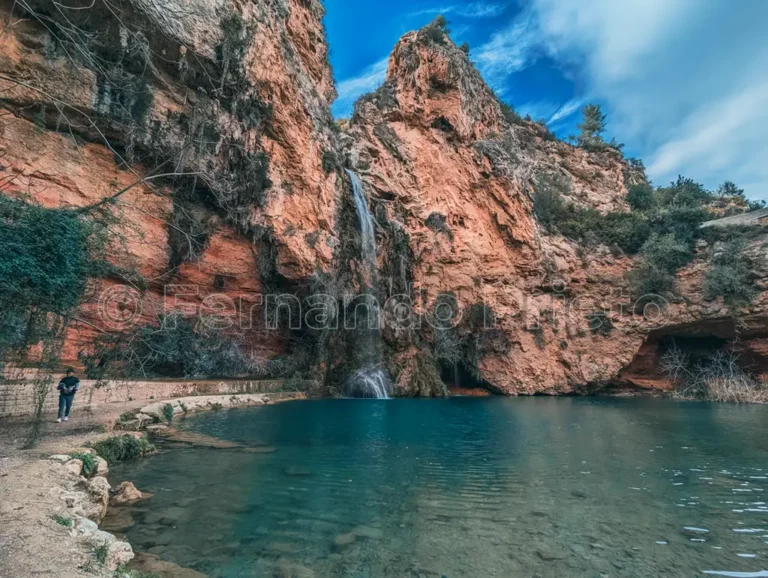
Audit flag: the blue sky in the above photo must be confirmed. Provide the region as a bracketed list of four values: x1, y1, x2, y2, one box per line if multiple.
[324, 0, 768, 201]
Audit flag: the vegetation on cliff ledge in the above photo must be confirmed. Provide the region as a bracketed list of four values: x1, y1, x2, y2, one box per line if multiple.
[534, 170, 761, 307]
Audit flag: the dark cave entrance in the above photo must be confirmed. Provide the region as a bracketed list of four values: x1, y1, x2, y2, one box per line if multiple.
[439, 361, 497, 395]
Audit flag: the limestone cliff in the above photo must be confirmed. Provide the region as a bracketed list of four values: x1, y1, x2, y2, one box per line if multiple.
[0, 0, 343, 366]
[343, 25, 768, 395]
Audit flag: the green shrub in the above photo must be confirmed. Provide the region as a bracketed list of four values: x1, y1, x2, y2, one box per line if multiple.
[422, 15, 450, 44]
[651, 205, 709, 245]
[54, 514, 73, 527]
[179, 402, 189, 414]
[639, 233, 692, 271]
[594, 211, 651, 254]
[626, 183, 654, 211]
[0, 196, 113, 358]
[209, 402, 223, 411]
[117, 411, 136, 425]
[656, 176, 712, 208]
[161, 403, 175, 423]
[92, 435, 155, 464]
[499, 100, 523, 126]
[627, 263, 676, 299]
[705, 241, 757, 308]
[459, 42, 469, 54]
[533, 173, 570, 230]
[585, 311, 613, 336]
[70, 452, 97, 477]
[90, 541, 109, 567]
[576, 104, 607, 150]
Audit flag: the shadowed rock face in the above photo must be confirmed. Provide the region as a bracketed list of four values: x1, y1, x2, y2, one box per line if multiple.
[1, 4, 766, 395]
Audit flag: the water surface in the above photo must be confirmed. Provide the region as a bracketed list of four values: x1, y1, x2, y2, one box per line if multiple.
[110, 398, 768, 577]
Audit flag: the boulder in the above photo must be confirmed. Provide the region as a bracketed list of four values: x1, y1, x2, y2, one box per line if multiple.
[71, 515, 99, 538]
[93, 456, 109, 477]
[64, 459, 83, 476]
[110, 481, 143, 505]
[84, 476, 111, 521]
[86, 530, 134, 569]
[49, 454, 71, 463]
[106, 540, 135, 571]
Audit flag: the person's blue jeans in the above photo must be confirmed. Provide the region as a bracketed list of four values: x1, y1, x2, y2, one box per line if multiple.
[58, 394, 75, 419]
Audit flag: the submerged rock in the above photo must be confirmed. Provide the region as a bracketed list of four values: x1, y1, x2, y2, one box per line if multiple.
[110, 481, 145, 505]
[100, 508, 135, 533]
[129, 552, 207, 578]
[332, 531, 357, 551]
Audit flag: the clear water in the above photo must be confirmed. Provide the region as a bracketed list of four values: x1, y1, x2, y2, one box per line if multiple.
[109, 398, 768, 577]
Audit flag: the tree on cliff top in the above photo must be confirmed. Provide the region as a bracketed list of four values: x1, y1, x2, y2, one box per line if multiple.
[423, 15, 451, 45]
[577, 104, 606, 149]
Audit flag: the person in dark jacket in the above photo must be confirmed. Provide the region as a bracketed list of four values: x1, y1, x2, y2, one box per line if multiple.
[57, 368, 80, 423]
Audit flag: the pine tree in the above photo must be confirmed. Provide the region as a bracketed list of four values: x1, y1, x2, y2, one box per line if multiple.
[577, 104, 606, 149]
[716, 181, 744, 199]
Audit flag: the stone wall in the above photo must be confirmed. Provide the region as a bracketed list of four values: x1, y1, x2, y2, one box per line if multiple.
[0, 377, 309, 418]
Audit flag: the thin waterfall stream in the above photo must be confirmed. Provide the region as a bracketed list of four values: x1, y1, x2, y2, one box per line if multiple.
[342, 170, 391, 398]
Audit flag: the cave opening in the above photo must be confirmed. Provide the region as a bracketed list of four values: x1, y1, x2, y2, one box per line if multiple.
[439, 361, 496, 395]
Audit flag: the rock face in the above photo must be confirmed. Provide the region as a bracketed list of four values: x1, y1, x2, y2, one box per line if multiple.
[0, 0, 342, 367]
[343, 25, 768, 395]
[1, 4, 766, 395]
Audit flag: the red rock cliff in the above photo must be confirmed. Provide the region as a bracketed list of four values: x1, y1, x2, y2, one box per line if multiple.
[343, 25, 768, 395]
[0, 0, 343, 366]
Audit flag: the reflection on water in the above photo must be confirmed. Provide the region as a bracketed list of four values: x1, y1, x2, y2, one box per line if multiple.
[109, 398, 768, 577]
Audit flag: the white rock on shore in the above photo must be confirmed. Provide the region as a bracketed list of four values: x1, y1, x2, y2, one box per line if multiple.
[64, 458, 83, 476]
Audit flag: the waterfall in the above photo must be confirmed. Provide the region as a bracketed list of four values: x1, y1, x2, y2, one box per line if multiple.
[347, 170, 377, 274]
[342, 170, 391, 399]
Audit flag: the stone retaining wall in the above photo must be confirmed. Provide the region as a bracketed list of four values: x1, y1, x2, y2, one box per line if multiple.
[0, 377, 311, 417]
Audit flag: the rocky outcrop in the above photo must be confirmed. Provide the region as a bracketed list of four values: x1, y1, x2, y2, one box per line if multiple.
[343, 24, 768, 395]
[0, 0, 343, 366]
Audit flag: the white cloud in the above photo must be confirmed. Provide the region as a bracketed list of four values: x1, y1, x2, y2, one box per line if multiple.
[333, 57, 390, 117]
[646, 82, 768, 198]
[473, 13, 539, 90]
[473, 0, 768, 200]
[410, 2, 508, 19]
[548, 99, 582, 125]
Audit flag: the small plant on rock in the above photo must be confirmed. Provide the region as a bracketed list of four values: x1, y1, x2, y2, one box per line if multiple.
[54, 514, 73, 527]
[90, 541, 109, 567]
[92, 435, 155, 464]
[70, 452, 97, 477]
[161, 403, 175, 423]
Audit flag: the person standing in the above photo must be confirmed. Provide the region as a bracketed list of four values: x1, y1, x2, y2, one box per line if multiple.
[56, 368, 80, 423]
